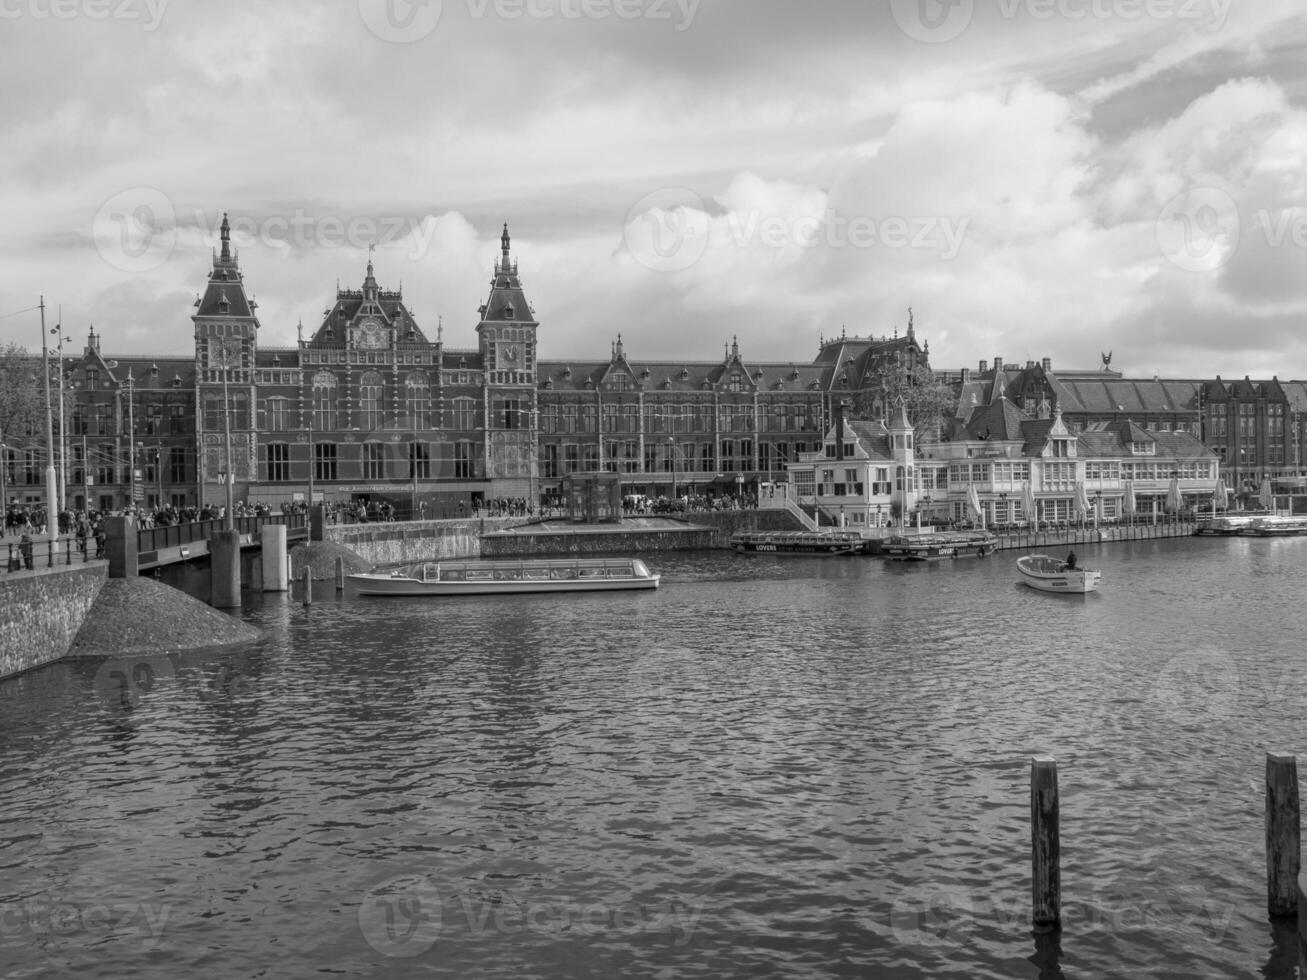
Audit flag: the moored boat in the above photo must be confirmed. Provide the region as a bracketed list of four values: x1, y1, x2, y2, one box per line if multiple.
[1016, 554, 1101, 594]
[348, 557, 660, 596]
[1194, 514, 1264, 536]
[730, 530, 866, 555]
[881, 530, 998, 561]
[1240, 515, 1307, 537]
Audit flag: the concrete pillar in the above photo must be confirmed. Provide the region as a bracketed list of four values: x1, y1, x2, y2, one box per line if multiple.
[106, 515, 138, 579]
[261, 523, 288, 592]
[210, 529, 242, 609]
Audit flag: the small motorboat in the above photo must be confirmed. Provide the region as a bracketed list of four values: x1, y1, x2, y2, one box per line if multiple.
[1016, 554, 1101, 594]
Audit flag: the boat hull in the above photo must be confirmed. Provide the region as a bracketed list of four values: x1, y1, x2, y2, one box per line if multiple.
[882, 532, 998, 561]
[349, 575, 660, 596]
[1017, 555, 1101, 594]
[730, 532, 865, 556]
[348, 558, 660, 596]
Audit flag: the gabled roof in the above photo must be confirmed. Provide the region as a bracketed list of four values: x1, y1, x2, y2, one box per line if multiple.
[308, 258, 429, 346]
[964, 395, 1025, 442]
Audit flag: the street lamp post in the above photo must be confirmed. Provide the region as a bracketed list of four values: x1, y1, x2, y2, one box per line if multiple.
[220, 350, 235, 531]
[667, 436, 677, 504]
[126, 370, 136, 511]
[37, 297, 57, 553]
[50, 318, 66, 513]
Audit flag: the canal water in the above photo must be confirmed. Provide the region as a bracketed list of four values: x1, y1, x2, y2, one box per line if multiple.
[1, 536, 1303, 979]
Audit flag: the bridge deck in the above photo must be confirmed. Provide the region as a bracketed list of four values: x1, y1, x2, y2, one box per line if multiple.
[135, 515, 308, 571]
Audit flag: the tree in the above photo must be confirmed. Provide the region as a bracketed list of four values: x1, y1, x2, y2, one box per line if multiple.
[851, 355, 958, 442]
[0, 343, 75, 505]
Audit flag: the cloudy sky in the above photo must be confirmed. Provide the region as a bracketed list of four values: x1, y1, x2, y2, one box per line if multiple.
[3, 0, 1307, 379]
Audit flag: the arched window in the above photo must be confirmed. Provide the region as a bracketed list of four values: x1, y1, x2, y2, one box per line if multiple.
[359, 371, 384, 431]
[313, 372, 339, 431]
[406, 372, 430, 429]
[362, 442, 386, 480]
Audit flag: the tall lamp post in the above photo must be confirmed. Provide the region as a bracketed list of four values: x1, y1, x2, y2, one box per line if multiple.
[50, 317, 66, 512]
[37, 297, 57, 552]
[219, 348, 235, 531]
[667, 436, 677, 504]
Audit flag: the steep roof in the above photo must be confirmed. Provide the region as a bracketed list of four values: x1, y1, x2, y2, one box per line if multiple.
[194, 213, 260, 324]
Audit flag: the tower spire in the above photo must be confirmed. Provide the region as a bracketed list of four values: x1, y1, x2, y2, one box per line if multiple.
[501, 223, 511, 266]
[219, 212, 231, 263]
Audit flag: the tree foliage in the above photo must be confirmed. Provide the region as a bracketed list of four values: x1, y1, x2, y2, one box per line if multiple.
[0, 343, 46, 449]
[850, 357, 958, 441]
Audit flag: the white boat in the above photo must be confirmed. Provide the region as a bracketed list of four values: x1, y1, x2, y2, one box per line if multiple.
[1239, 515, 1307, 537]
[348, 557, 660, 596]
[1194, 514, 1265, 536]
[1016, 554, 1102, 594]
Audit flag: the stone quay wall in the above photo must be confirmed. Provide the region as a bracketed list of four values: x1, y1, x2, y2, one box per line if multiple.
[480, 510, 803, 557]
[323, 518, 527, 566]
[0, 565, 108, 680]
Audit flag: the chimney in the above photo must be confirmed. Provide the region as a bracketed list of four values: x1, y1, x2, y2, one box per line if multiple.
[994, 356, 1003, 371]
[1026, 360, 1035, 369]
[979, 359, 988, 373]
[836, 400, 847, 461]
[960, 367, 971, 383]
[1042, 357, 1051, 371]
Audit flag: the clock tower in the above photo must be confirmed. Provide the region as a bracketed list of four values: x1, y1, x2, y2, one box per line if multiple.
[476, 224, 539, 497]
[193, 213, 261, 507]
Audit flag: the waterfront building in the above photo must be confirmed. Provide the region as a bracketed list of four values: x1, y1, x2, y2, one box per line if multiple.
[1198, 376, 1307, 496]
[788, 393, 1220, 528]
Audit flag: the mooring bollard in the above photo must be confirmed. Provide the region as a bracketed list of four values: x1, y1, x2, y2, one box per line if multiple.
[335, 556, 345, 592]
[1031, 755, 1061, 931]
[1266, 752, 1300, 918]
[302, 566, 312, 606]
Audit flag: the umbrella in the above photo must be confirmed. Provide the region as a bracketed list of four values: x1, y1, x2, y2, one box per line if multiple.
[1122, 480, 1137, 516]
[1166, 476, 1183, 513]
[967, 484, 984, 527]
[1212, 476, 1227, 515]
[1260, 478, 1274, 512]
[1022, 479, 1037, 524]
[1073, 482, 1090, 520]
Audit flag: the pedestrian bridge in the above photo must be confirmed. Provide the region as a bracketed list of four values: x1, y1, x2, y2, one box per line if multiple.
[134, 514, 309, 571]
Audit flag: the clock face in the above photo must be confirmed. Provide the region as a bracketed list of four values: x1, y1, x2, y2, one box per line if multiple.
[209, 337, 241, 366]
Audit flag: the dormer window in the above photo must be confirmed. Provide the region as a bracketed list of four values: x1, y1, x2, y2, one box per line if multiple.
[680, 367, 690, 380]
[1131, 441, 1155, 456]
[728, 373, 743, 393]
[610, 372, 628, 391]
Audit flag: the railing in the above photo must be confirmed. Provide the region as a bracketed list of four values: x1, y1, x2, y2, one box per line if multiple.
[4, 535, 96, 572]
[135, 512, 307, 555]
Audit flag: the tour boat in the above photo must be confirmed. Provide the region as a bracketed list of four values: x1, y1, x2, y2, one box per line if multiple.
[1016, 554, 1101, 594]
[1194, 514, 1264, 536]
[881, 530, 998, 561]
[348, 557, 660, 596]
[730, 530, 866, 556]
[1240, 515, 1307, 537]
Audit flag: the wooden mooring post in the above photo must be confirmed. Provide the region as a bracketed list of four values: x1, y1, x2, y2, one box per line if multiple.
[1031, 755, 1061, 931]
[335, 556, 345, 592]
[1266, 752, 1300, 918]
[301, 566, 312, 607]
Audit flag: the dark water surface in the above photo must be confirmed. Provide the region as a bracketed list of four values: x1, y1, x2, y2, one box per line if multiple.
[2, 536, 1304, 979]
